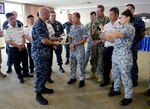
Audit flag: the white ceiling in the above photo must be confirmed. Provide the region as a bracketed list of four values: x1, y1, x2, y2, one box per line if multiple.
[2, 0, 150, 9]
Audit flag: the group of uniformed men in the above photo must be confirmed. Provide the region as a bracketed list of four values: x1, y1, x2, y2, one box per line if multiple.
[0, 3, 149, 106]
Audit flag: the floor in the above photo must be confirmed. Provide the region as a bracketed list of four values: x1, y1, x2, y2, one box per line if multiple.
[0, 48, 150, 109]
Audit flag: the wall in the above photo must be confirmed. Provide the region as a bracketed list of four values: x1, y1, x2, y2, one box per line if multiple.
[24, 4, 54, 25]
[68, 4, 150, 26]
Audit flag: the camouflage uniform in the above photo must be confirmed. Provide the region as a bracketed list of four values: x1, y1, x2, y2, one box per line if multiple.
[69, 24, 88, 81]
[112, 24, 135, 99]
[32, 18, 50, 93]
[84, 22, 92, 69]
[90, 16, 109, 75]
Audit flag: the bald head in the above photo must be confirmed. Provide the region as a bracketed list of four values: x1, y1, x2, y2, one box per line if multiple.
[12, 11, 18, 18]
[39, 7, 50, 21]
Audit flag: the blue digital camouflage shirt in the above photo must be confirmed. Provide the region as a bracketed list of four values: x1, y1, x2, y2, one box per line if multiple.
[131, 16, 145, 49]
[31, 18, 50, 57]
[63, 21, 72, 34]
[113, 23, 135, 61]
[48, 20, 64, 37]
[69, 24, 88, 51]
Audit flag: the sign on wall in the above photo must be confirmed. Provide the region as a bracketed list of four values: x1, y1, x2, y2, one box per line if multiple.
[0, 2, 5, 14]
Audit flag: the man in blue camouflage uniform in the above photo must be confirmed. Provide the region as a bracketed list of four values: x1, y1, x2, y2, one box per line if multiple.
[63, 14, 72, 65]
[86, 5, 109, 83]
[125, 4, 146, 87]
[2, 11, 23, 73]
[84, 11, 96, 70]
[47, 11, 65, 73]
[67, 12, 88, 88]
[32, 7, 58, 105]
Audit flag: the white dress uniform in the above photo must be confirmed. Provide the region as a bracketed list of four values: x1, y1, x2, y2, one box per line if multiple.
[24, 25, 34, 73]
[3, 23, 30, 80]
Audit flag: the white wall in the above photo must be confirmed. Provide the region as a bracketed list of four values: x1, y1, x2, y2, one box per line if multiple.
[68, 4, 150, 25]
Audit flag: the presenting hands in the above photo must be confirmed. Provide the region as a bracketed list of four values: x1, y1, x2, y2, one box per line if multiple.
[57, 37, 63, 42]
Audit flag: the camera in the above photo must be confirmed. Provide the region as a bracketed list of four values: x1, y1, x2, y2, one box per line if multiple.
[97, 26, 101, 31]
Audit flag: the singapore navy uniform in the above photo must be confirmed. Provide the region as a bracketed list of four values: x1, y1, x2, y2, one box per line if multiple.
[69, 24, 88, 81]
[4, 23, 29, 81]
[3, 20, 23, 72]
[112, 24, 135, 99]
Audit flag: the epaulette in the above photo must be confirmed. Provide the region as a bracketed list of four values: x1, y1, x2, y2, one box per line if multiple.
[4, 26, 9, 30]
[17, 23, 22, 28]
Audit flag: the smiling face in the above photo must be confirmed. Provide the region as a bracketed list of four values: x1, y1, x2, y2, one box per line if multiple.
[8, 15, 16, 26]
[72, 13, 80, 25]
[109, 11, 118, 22]
[96, 7, 104, 17]
[50, 12, 56, 22]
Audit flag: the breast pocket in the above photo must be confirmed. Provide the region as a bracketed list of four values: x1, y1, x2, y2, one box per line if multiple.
[18, 29, 23, 38]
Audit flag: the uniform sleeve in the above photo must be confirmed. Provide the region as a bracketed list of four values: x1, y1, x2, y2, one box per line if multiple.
[2, 21, 8, 30]
[138, 19, 146, 32]
[22, 28, 27, 36]
[59, 22, 64, 33]
[33, 23, 48, 40]
[3, 30, 11, 41]
[69, 26, 73, 36]
[63, 23, 66, 29]
[23, 27, 28, 35]
[82, 26, 88, 38]
[118, 25, 135, 38]
[29, 26, 33, 37]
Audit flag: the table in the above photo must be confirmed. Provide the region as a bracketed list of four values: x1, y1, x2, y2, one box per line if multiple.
[138, 36, 150, 51]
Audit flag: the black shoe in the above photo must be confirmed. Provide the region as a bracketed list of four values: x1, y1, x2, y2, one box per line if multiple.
[147, 101, 150, 106]
[133, 81, 138, 87]
[6, 66, 12, 73]
[99, 81, 110, 87]
[48, 79, 54, 83]
[120, 98, 132, 106]
[59, 67, 65, 73]
[19, 78, 24, 84]
[110, 83, 114, 91]
[65, 59, 69, 65]
[67, 78, 77, 84]
[145, 89, 150, 96]
[42, 88, 54, 94]
[23, 74, 33, 78]
[78, 80, 85, 88]
[108, 89, 121, 97]
[36, 93, 48, 105]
